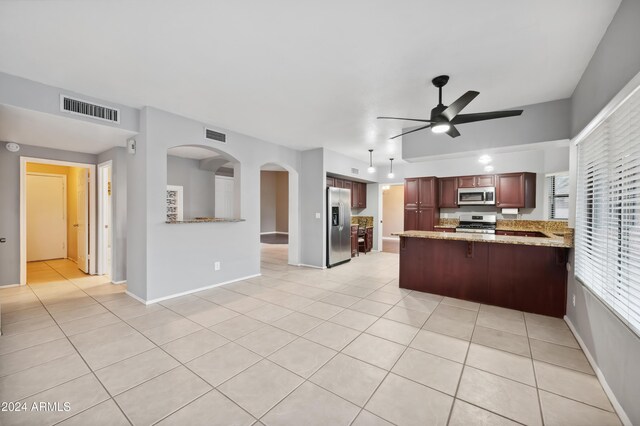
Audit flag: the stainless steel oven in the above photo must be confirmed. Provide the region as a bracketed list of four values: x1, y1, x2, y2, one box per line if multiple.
[457, 187, 496, 206]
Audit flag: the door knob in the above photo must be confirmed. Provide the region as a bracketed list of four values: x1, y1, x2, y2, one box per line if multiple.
[73, 224, 79, 227]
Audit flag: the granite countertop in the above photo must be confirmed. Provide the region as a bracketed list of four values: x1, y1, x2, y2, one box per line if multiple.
[392, 230, 573, 248]
[166, 218, 246, 224]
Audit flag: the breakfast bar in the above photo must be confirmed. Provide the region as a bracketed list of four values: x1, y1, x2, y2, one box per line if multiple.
[393, 230, 572, 317]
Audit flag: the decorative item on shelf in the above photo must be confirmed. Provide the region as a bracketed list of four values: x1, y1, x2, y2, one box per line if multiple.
[388, 158, 394, 179]
[166, 185, 184, 222]
[367, 149, 375, 173]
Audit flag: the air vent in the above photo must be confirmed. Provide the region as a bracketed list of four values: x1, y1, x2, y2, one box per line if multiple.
[351, 168, 359, 175]
[60, 95, 120, 123]
[205, 128, 226, 143]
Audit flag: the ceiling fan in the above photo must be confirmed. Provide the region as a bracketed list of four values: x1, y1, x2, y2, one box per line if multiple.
[378, 75, 523, 139]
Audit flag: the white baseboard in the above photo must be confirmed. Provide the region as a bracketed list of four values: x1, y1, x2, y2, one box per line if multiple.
[0, 283, 21, 288]
[564, 316, 631, 426]
[382, 236, 399, 240]
[297, 264, 326, 269]
[260, 232, 289, 235]
[127, 273, 262, 305]
[111, 280, 127, 285]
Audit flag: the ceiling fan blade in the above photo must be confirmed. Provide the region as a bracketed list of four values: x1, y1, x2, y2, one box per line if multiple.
[451, 110, 523, 125]
[377, 116, 433, 123]
[446, 125, 461, 138]
[441, 91, 479, 121]
[389, 124, 432, 140]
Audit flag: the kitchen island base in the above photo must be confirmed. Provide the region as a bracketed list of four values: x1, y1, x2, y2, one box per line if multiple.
[399, 236, 568, 318]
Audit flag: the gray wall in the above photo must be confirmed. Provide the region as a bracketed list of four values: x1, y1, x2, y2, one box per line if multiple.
[300, 148, 325, 267]
[167, 155, 216, 219]
[566, 1, 640, 424]
[402, 99, 571, 161]
[570, 0, 640, 136]
[97, 147, 127, 283]
[128, 107, 302, 301]
[0, 144, 97, 285]
[0, 72, 139, 133]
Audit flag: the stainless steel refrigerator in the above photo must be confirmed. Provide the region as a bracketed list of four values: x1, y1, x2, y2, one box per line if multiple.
[327, 187, 352, 267]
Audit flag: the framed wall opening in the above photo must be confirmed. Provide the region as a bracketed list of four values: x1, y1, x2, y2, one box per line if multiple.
[19, 157, 97, 285]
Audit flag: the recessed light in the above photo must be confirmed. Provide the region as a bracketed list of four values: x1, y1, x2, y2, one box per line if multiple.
[484, 165, 494, 172]
[5, 142, 20, 152]
[478, 154, 492, 164]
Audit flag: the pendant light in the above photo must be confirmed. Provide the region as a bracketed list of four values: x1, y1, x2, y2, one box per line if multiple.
[388, 158, 395, 179]
[367, 149, 375, 173]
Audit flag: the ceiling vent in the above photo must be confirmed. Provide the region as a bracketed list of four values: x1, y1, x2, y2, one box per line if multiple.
[205, 128, 226, 143]
[60, 95, 120, 124]
[351, 168, 359, 175]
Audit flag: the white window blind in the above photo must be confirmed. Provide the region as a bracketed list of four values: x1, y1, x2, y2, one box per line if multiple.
[576, 85, 640, 335]
[547, 173, 569, 220]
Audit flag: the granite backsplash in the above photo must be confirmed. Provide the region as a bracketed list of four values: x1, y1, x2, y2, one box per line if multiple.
[352, 215, 374, 228]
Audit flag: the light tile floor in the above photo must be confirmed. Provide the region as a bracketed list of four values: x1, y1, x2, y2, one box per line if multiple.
[0, 246, 622, 425]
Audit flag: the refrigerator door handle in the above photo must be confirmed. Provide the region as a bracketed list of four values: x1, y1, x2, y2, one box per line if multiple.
[338, 202, 344, 231]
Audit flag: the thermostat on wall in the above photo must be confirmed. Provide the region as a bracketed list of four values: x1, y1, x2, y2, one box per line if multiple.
[127, 138, 136, 154]
[5, 142, 20, 152]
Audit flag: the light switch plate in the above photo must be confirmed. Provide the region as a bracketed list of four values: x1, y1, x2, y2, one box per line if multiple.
[315, 213, 321, 219]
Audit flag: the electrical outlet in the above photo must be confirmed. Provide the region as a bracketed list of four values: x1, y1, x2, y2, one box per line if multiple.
[214, 261, 221, 271]
[315, 212, 321, 219]
[572, 294, 576, 307]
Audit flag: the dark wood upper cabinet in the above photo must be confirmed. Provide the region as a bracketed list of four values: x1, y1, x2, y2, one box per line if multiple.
[457, 176, 476, 188]
[495, 172, 536, 208]
[326, 176, 367, 208]
[458, 174, 495, 188]
[404, 178, 419, 209]
[476, 174, 495, 187]
[418, 177, 437, 208]
[357, 182, 367, 208]
[326, 176, 335, 188]
[438, 177, 458, 208]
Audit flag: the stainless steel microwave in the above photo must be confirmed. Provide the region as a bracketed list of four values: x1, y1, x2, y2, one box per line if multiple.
[457, 187, 496, 206]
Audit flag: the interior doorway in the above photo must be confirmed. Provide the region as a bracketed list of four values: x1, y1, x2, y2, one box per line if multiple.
[98, 160, 113, 278]
[380, 183, 404, 254]
[259, 163, 299, 267]
[260, 167, 289, 267]
[20, 157, 96, 285]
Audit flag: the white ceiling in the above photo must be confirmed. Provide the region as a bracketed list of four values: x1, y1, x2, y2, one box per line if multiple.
[0, 0, 620, 164]
[0, 105, 135, 154]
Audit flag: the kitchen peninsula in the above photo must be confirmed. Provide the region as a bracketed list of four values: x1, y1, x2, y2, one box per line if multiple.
[393, 227, 572, 318]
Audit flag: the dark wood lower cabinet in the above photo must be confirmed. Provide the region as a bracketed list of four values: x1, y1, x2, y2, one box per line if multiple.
[399, 237, 568, 317]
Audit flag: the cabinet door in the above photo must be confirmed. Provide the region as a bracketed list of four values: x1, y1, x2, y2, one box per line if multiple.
[343, 180, 354, 207]
[366, 228, 373, 251]
[457, 176, 476, 188]
[326, 177, 335, 187]
[418, 208, 436, 231]
[496, 173, 525, 208]
[438, 177, 458, 208]
[334, 179, 345, 189]
[404, 179, 419, 209]
[404, 208, 419, 231]
[358, 183, 367, 208]
[418, 177, 437, 208]
[475, 174, 495, 187]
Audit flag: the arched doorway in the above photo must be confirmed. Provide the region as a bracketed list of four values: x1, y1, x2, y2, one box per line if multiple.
[259, 162, 299, 267]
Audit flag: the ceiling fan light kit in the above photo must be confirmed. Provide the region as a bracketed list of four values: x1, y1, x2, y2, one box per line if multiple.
[378, 75, 523, 139]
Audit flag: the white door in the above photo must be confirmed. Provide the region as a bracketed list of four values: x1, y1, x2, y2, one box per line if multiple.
[27, 174, 66, 261]
[215, 176, 234, 218]
[76, 168, 89, 273]
[100, 165, 112, 276]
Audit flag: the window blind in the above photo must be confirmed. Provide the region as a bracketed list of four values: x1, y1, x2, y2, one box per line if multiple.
[575, 85, 640, 335]
[547, 174, 569, 220]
